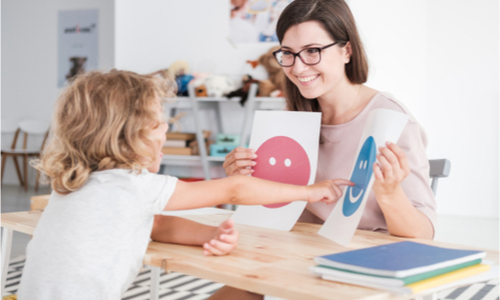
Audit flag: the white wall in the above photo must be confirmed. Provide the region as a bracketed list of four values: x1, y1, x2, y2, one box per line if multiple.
[424, 1, 498, 217]
[350, 0, 499, 218]
[1, 0, 115, 185]
[2, 0, 498, 218]
[115, 0, 278, 76]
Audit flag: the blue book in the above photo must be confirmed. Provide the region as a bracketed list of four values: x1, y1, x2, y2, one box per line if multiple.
[314, 241, 485, 278]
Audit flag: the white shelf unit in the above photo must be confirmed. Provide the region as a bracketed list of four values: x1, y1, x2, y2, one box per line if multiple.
[161, 83, 285, 180]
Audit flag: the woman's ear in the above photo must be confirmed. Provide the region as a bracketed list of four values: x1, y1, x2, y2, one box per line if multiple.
[343, 41, 352, 64]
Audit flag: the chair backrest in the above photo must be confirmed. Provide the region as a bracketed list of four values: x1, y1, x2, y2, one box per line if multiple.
[19, 119, 50, 135]
[1, 119, 19, 134]
[17, 119, 50, 151]
[429, 159, 451, 196]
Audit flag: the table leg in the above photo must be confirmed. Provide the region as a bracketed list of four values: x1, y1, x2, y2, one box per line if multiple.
[1, 227, 13, 292]
[150, 266, 161, 300]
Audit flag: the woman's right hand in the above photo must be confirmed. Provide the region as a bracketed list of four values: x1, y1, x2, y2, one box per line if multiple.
[222, 147, 257, 176]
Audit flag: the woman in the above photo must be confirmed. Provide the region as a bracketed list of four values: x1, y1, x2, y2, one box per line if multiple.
[224, 0, 436, 238]
[211, 0, 436, 298]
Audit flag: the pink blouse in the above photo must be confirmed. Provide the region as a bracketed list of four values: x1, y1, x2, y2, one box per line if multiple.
[299, 92, 437, 234]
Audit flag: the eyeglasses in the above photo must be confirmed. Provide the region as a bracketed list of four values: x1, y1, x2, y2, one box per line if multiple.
[273, 41, 342, 67]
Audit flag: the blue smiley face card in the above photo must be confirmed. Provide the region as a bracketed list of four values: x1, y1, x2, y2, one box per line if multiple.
[318, 108, 409, 246]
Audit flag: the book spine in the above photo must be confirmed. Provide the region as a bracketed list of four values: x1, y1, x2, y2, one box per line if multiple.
[402, 259, 482, 285]
[407, 264, 491, 294]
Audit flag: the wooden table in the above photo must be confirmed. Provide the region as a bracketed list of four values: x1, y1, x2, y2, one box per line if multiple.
[2, 211, 498, 300]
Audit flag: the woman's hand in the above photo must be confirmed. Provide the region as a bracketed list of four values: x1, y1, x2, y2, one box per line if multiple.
[203, 219, 239, 256]
[222, 147, 257, 176]
[306, 179, 353, 204]
[372, 142, 410, 198]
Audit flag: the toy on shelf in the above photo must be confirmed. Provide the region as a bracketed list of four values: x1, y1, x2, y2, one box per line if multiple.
[226, 74, 261, 106]
[226, 45, 285, 105]
[167, 61, 194, 96]
[210, 133, 241, 157]
[192, 75, 236, 98]
[194, 85, 208, 97]
[258, 45, 285, 98]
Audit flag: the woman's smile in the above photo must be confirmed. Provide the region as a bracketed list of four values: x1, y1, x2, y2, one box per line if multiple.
[296, 74, 320, 84]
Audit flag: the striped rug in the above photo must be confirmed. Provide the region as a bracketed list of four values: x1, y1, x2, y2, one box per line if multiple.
[3, 256, 499, 300]
[3, 256, 221, 299]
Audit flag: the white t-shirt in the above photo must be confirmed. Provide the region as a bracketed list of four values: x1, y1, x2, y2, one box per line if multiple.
[18, 169, 178, 300]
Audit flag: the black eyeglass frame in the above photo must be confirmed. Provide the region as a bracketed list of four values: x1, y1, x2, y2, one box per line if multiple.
[272, 41, 343, 67]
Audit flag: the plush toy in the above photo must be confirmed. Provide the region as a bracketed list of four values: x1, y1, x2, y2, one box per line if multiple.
[226, 74, 261, 106]
[257, 45, 285, 97]
[194, 85, 208, 97]
[167, 61, 194, 96]
[202, 75, 237, 98]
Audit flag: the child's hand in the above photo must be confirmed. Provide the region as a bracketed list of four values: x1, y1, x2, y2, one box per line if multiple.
[306, 179, 353, 204]
[372, 142, 410, 198]
[203, 219, 239, 256]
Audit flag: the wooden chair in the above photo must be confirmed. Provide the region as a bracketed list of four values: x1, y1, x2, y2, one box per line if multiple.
[1, 119, 24, 187]
[1, 119, 49, 191]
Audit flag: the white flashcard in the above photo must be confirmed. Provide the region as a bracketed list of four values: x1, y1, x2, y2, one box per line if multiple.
[318, 109, 409, 246]
[232, 110, 321, 231]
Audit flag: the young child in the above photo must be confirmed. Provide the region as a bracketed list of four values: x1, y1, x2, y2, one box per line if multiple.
[17, 70, 352, 299]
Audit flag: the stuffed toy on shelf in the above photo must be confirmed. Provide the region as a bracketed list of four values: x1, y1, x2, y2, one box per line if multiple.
[226, 74, 261, 106]
[257, 45, 285, 98]
[167, 61, 194, 96]
[191, 74, 236, 98]
[226, 45, 285, 106]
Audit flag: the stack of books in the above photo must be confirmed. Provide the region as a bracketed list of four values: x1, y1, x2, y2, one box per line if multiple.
[312, 241, 492, 295]
[162, 132, 196, 155]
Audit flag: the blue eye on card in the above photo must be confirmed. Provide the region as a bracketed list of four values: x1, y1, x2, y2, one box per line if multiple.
[343, 136, 376, 217]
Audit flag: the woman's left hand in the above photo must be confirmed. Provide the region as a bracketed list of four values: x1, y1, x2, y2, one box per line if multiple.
[372, 142, 410, 198]
[203, 219, 239, 256]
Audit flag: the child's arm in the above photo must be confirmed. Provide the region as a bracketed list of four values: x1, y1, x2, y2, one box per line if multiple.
[151, 215, 238, 256]
[165, 176, 353, 211]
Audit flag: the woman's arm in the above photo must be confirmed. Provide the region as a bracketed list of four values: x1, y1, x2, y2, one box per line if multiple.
[373, 142, 434, 239]
[164, 175, 352, 211]
[151, 215, 239, 255]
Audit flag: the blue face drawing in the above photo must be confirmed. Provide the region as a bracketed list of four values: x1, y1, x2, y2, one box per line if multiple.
[342, 136, 377, 217]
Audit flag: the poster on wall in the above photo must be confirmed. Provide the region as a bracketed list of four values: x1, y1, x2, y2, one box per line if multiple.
[57, 9, 99, 88]
[318, 109, 409, 246]
[230, 0, 293, 43]
[231, 110, 321, 231]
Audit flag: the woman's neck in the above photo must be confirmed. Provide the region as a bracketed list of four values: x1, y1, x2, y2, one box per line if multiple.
[318, 83, 377, 125]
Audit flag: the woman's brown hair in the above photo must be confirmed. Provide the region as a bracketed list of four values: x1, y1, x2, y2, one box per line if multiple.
[276, 0, 369, 112]
[35, 70, 175, 195]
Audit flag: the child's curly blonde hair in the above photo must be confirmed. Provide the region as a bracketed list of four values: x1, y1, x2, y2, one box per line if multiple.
[37, 69, 175, 195]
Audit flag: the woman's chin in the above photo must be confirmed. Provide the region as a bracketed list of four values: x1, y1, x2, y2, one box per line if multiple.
[299, 90, 320, 100]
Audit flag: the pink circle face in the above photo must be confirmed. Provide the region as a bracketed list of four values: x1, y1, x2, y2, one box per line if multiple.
[253, 136, 310, 209]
